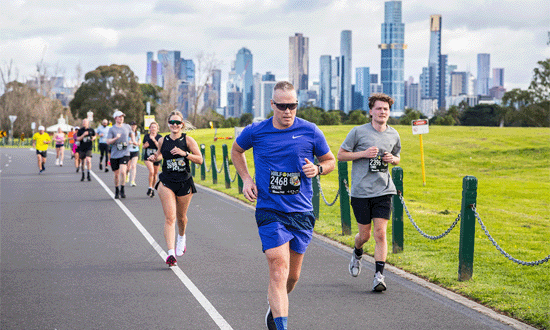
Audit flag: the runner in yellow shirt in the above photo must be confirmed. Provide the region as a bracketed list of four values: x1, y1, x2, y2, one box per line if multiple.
[32, 125, 51, 173]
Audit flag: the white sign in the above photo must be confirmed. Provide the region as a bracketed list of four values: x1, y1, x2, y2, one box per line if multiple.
[412, 119, 429, 135]
[9, 115, 17, 123]
[144, 115, 155, 130]
[87, 111, 94, 122]
[31, 122, 36, 129]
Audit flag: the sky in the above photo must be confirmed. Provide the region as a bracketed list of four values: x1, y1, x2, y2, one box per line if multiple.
[1, 0, 549, 100]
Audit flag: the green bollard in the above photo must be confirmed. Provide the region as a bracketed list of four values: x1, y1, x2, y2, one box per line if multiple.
[312, 172, 320, 220]
[392, 167, 404, 253]
[200, 144, 206, 181]
[458, 176, 478, 281]
[210, 145, 217, 184]
[338, 161, 351, 236]
[237, 174, 243, 194]
[222, 144, 231, 189]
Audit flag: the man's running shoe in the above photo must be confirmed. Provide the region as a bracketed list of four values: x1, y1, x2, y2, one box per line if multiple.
[120, 189, 126, 198]
[176, 235, 186, 257]
[166, 255, 177, 267]
[87, 173, 91, 181]
[105, 167, 109, 172]
[81, 173, 85, 181]
[372, 271, 387, 292]
[147, 188, 152, 197]
[114, 191, 119, 199]
[349, 252, 362, 277]
[265, 304, 277, 330]
[99, 163, 102, 170]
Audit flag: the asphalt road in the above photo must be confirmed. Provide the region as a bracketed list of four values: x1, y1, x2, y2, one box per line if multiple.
[0, 148, 535, 330]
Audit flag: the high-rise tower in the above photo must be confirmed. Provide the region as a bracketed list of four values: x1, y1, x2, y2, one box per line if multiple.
[428, 15, 441, 104]
[379, 1, 406, 116]
[319, 55, 332, 111]
[235, 48, 254, 114]
[289, 33, 309, 91]
[340, 30, 352, 113]
[477, 53, 490, 96]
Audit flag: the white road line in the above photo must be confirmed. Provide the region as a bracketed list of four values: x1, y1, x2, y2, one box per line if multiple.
[90, 170, 233, 330]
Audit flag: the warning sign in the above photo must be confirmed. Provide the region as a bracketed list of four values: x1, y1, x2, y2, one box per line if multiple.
[412, 119, 429, 135]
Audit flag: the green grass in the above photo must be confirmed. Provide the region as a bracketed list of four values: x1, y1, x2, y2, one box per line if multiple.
[187, 125, 550, 330]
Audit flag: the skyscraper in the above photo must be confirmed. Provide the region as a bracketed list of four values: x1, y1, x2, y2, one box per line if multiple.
[289, 33, 309, 91]
[428, 15, 441, 103]
[340, 30, 352, 113]
[438, 54, 447, 109]
[379, 1, 406, 116]
[331, 57, 340, 110]
[477, 53, 490, 96]
[492, 68, 504, 87]
[355, 67, 370, 111]
[235, 47, 254, 114]
[211, 69, 221, 108]
[319, 55, 332, 111]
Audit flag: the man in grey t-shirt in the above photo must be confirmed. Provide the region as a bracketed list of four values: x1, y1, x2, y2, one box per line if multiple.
[338, 93, 401, 292]
[106, 110, 134, 199]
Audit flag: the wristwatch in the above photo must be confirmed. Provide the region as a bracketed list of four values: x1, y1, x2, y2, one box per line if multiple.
[317, 164, 323, 175]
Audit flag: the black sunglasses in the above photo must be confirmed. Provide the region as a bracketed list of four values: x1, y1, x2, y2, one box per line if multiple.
[272, 100, 298, 111]
[168, 120, 182, 125]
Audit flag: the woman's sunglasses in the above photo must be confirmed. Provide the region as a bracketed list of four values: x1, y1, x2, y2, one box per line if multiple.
[168, 120, 182, 125]
[272, 100, 298, 111]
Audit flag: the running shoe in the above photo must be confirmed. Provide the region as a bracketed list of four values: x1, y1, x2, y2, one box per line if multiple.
[99, 163, 102, 170]
[60, 161, 63, 166]
[166, 255, 177, 267]
[265, 303, 276, 330]
[105, 167, 109, 172]
[147, 188, 152, 197]
[176, 235, 186, 257]
[131, 181, 136, 187]
[114, 191, 119, 199]
[120, 187, 126, 198]
[81, 173, 85, 181]
[87, 173, 91, 181]
[372, 271, 387, 292]
[349, 252, 362, 277]
[150, 190, 155, 197]
[55, 158, 59, 166]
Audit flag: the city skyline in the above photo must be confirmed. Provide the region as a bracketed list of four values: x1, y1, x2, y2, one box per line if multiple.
[2, 0, 549, 101]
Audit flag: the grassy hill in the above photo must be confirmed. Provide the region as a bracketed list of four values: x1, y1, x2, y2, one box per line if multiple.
[186, 124, 549, 329]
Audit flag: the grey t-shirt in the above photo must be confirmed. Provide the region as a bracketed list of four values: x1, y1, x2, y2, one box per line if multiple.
[340, 123, 401, 198]
[107, 124, 133, 159]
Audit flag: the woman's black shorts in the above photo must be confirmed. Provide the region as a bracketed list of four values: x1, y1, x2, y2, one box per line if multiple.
[155, 177, 197, 197]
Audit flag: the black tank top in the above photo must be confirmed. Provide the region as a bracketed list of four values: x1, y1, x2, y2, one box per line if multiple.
[159, 134, 191, 182]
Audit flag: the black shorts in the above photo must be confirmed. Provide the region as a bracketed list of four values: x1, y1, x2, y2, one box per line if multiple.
[36, 150, 47, 158]
[129, 151, 139, 159]
[55, 144, 64, 148]
[78, 149, 92, 159]
[156, 177, 197, 197]
[110, 156, 130, 171]
[350, 195, 393, 225]
[99, 143, 110, 154]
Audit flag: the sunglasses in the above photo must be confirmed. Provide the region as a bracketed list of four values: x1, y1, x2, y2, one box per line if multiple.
[272, 100, 298, 111]
[168, 120, 182, 125]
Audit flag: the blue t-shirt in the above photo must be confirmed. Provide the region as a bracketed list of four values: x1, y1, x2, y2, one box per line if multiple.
[236, 117, 331, 213]
[96, 125, 110, 144]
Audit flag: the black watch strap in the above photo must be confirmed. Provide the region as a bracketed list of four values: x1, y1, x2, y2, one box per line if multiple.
[317, 164, 323, 175]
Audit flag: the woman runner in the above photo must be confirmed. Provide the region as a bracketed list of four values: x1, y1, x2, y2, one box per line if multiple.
[53, 127, 66, 166]
[142, 121, 162, 197]
[147, 111, 202, 267]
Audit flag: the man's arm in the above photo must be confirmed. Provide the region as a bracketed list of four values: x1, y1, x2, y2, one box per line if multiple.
[230, 141, 257, 202]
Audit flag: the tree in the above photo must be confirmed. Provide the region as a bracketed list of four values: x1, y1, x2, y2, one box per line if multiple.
[461, 104, 504, 126]
[239, 113, 253, 126]
[69, 64, 144, 126]
[189, 53, 221, 124]
[296, 107, 323, 124]
[140, 83, 163, 117]
[398, 108, 424, 125]
[319, 111, 342, 125]
[529, 58, 550, 102]
[344, 110, 368, 125]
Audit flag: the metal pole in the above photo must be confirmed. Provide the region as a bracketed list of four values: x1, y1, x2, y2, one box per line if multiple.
[200, 144, 206, 181]
[222, 144, 231, 189]
[458, 176, 478, 281]
[392, 167, 404, 253]
[210, 145, 217, 184]
[419, 134, 426, 186]
[338, 161, 351, 236]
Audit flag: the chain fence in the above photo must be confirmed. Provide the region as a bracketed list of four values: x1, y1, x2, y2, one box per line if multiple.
[398, 192, 461, 240]
[315, 176, 339, 206]
[472, 205, 550, 266]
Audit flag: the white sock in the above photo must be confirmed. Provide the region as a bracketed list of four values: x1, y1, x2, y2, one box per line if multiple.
[168, 249, 175, 256]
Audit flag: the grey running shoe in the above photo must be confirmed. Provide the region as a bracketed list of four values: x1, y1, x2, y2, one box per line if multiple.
[372, 271, 387, 292]
[349, 253, 362, 277]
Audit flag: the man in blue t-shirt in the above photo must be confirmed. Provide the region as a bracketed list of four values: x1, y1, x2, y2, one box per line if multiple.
[231, 81, 335, 330]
